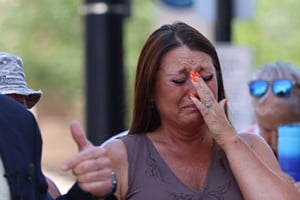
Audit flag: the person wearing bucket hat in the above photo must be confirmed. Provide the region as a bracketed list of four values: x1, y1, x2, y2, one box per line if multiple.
[0, 52, 62, 198]
[0, 52, 117, 200]
[0, 51, 42, 109]
[0, 51, 63, 197]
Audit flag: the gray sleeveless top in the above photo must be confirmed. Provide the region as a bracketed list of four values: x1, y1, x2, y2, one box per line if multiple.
[120, 134, 244, 200]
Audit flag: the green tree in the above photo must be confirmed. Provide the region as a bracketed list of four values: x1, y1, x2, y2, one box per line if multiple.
[1, 0, 84, 115]
[0, 0, 154, 120]
[234, 0, 300, 68]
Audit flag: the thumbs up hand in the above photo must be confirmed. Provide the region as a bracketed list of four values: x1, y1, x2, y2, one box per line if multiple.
[61, 120, 115, 198]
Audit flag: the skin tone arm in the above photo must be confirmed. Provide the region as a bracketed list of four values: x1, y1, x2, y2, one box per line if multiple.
[190, 72, 300, 199]
[296, 182, 300, 191]
[61, 121, 115, 198]
[103, 139, 128, 200]
[226, 133, 299, 199]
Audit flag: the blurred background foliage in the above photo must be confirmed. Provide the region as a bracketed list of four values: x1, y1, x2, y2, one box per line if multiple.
[0, 0, 153, 119]
[234, 0, 300, 68]
[1, 0, 300, 124]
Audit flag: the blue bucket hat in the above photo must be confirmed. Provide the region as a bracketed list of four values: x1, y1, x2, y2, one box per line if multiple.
[0, 52, 42, 108]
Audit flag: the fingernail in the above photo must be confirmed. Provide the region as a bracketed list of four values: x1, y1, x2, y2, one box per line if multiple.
[190, 71, 201, 82]
[189, 93, 196, 99]
[194, 71, 201, 78]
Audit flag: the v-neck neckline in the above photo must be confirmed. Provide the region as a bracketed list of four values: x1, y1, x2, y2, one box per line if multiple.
[144, 134, 216, 193]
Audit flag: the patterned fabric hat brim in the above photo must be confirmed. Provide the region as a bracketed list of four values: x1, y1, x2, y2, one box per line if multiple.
[0, 52, 42, 108]
[0, 88, 42, 109]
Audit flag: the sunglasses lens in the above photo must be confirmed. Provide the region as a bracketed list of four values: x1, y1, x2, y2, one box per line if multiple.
[249, 80, 268, 97]
[272, 80, 293, 97]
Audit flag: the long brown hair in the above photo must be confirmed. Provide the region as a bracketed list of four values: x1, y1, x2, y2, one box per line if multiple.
[129, 22, 227, 134]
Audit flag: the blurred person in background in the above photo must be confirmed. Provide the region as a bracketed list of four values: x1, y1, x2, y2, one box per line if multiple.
[0, 93, 54, 199]
[0, 51, 61, 197]
[247, 61, 300, 190]
[0, 52, 116, 199]
[0, 52, 42, 109]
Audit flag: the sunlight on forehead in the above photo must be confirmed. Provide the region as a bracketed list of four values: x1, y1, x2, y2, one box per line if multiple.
[162, 65, 215, 77]
[160, 47, 215, 76]
[178, 55, 212, 68]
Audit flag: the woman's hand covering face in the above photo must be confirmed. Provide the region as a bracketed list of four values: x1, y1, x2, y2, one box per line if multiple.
[190, 71, 236, 145]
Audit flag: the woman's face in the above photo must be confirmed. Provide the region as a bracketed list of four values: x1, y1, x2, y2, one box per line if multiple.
[152, 46, 218, 130]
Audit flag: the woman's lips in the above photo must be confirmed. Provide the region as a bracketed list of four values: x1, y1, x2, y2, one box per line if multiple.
[182, 104, 198, 112]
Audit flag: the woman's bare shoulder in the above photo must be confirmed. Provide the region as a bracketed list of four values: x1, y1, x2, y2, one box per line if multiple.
[103, 138, 129, 198]
[102, 138, 127, 157]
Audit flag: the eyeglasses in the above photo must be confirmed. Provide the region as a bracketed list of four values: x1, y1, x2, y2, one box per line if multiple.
[248, 79, 299, 98]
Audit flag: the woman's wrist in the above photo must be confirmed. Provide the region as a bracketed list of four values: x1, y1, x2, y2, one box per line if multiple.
[95, 171, 118, 200]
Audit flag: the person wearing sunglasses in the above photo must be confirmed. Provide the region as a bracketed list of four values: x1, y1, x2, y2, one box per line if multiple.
[247, 61, 300, 190]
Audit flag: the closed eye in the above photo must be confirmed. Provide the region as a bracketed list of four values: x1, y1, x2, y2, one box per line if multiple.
[172, 74, 213, 84]
[172, 78, 186, 84]
[203, 74, 213, 82]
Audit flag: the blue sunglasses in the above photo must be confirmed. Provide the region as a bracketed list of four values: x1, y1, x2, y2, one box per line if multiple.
[248, 79, 299, 97]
